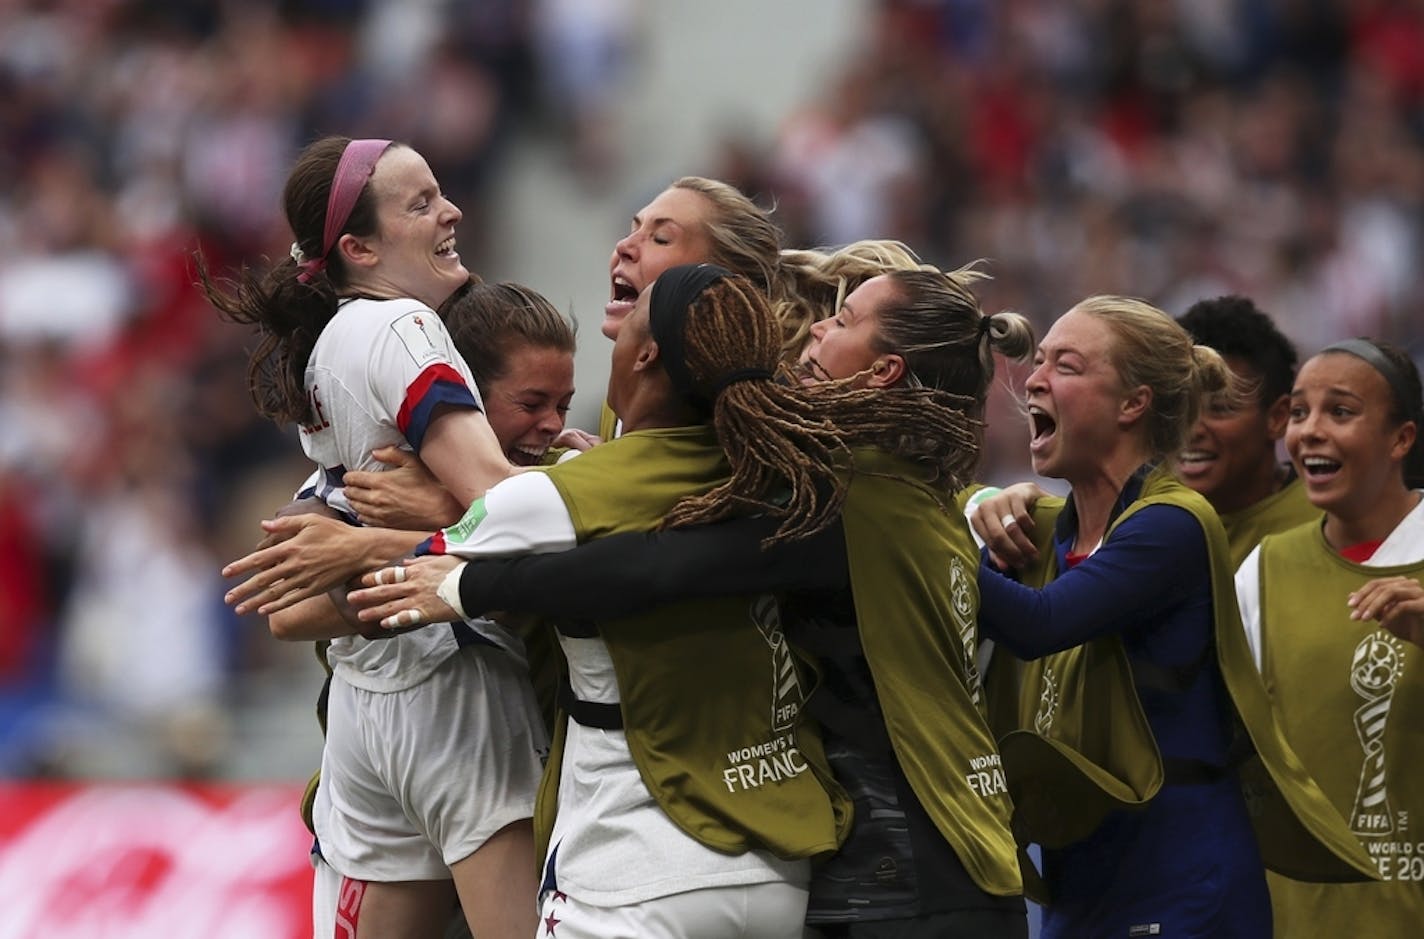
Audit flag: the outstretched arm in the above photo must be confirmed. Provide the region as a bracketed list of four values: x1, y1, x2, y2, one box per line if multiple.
[419, 405, 519, 507]
[223, 515, 426, 616]
[977, 504, 1210, 659]
[347, 515, 849, 629]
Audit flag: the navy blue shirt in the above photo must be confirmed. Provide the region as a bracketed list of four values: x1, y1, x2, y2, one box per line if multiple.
[978, 501, 1234, 768]
[976, 471, 1269, 939]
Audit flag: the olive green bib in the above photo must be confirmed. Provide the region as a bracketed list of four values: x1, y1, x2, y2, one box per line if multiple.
[1258, 522, 1424, 934]
[998, 490, 1164, 849]
[841, 450, 1021, 897]
[539, 425, 851, 861]
[995, 468, 1378, 882]
[597, 399, 618, 441]
[1219, 475, 1318, 569]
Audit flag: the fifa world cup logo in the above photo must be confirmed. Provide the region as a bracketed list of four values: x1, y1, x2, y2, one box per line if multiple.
[749, 595, 805, 733]
[1349, 632, 1404, 837]
[1034, 665, 1059, 735]
[949, 558, 982, 705]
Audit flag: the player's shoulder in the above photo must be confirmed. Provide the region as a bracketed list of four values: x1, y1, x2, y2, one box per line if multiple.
[334, 296, 434, 333]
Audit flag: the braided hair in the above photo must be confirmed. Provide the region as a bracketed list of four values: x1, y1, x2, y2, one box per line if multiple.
[651, 265, 985, 544]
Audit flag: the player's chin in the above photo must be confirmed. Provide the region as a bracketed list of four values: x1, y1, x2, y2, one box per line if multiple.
[440, 263, 470, 288]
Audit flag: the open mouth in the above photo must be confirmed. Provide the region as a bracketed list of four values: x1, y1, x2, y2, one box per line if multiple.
[1028, 405, 1057, 447]
[610, 275, 638, 303]
[435, 236, 457, 258]
[1300, 455, 1342, 479]
[605, 274, 639, 322]
[507, 444, 548, 467]
[1176, 449, 1216, 475]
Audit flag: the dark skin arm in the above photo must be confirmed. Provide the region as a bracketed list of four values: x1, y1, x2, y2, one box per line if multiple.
[346, 516, 849, 629]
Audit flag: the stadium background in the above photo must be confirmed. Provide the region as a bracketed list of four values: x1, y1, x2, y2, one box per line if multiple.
[0, 0, 1420, 933]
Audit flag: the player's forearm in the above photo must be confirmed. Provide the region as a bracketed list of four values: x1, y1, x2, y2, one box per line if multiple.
[348, 526, 430, 571]
[268, 594, 359, 641]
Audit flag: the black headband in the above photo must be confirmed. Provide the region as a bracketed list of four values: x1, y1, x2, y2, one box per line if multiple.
[649, 263, 732, 410]
[1320, 338, 1421, 424]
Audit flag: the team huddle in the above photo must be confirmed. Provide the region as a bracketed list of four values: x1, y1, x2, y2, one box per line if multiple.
[208, 137, 1423, 939]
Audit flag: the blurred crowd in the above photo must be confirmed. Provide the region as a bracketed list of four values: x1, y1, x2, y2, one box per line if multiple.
[1, 0, 1421, 777]
[729, 0, 1424, 349]
[0, 0, 635, 777]
[713, 0, 1424, 477]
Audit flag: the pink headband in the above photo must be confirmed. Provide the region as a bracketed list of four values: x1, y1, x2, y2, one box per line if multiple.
[296, 138, 393, 283]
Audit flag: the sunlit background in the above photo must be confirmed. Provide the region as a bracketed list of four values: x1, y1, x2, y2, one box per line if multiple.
[0, 0, 1421, 932]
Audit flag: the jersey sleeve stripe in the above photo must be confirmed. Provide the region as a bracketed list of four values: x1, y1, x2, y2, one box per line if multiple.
[396, 363, 479, 452]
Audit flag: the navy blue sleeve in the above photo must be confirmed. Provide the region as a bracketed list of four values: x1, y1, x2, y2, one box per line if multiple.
[458, 516, 850, 620]
[976, 504, 1210, 659]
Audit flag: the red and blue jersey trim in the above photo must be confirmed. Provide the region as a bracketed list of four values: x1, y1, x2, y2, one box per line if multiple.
[396, 364, 479, 452]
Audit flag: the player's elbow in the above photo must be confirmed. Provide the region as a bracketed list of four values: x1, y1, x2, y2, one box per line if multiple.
[267, 609, 303, 641]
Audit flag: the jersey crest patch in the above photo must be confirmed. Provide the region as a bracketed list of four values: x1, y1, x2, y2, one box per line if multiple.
[390, 311, 446, 366]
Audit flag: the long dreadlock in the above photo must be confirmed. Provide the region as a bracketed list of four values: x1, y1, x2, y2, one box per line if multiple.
[656, 267, 983, 545]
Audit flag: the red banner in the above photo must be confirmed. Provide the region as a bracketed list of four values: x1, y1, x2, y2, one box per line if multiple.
[0, 782, 313, 938]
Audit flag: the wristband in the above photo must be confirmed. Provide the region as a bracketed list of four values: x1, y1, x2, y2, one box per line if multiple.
[436, 561, 470, 620]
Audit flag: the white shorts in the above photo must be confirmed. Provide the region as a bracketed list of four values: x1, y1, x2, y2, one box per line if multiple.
[314, 644, 548, 881]
[311, 852, 341, 939]
[537, 881, 809, 939]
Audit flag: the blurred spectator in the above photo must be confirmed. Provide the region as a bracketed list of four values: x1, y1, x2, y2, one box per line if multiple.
[530, 0, 639, 183]
[743, 0, 1424, 355]
[0, 0, 532, 779]
[716, 0, 1424, 485]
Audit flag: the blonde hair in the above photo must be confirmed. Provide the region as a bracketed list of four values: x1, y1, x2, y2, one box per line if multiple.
[1072, 295, 1236, 458]
[774, 239, 935, 358]
[885, 264, 1032, 388]
[668, 176, 782, 301]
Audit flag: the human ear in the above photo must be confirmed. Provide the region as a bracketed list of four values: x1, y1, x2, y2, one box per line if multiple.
[1389, 420, 1417, 464]
[867, 354, 907, 389]
[632, 339, 662, 374]
[1119, 384, 1152, 426]
[337, 232, 379, 270]
[1264, 393, 1290, 440]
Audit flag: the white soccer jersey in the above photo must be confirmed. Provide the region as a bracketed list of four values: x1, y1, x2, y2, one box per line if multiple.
[1237, 492, 1424, 670]
[301, 296, 504, 693]
[434, 474, 808, 907]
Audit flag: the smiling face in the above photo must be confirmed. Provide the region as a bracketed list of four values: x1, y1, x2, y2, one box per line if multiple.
[1023, 307, 1131, 481]
[1176, 355, 1289, 513]
[483, 344, 575, 466]
[1286, 352, 1416, 523]
[359, 146, 468, 308]
[605, 186, 715, 340]
[797, 275, 899, 386]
